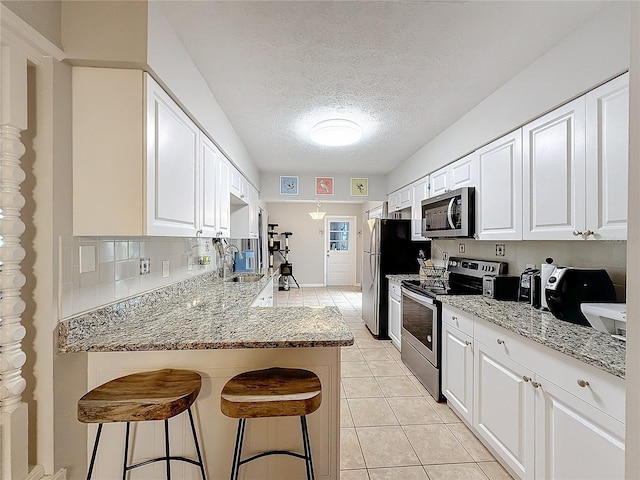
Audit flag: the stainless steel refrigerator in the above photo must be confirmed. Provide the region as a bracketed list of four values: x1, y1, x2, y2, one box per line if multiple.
[362, 219, 430, 338]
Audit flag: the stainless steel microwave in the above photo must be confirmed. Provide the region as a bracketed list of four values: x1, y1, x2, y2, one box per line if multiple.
[421, 187, 475, 238]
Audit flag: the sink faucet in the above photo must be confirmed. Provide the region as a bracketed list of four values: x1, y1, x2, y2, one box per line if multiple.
[223, 244, 242, 278]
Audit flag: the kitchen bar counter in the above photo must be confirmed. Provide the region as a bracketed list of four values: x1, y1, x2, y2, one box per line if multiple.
[386, 274, 625, 378]
[60, 271, 351, 480]
[58, 271, 354, 353]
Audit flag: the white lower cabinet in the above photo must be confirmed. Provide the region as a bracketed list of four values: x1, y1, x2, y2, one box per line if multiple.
[250, 277, 275, 307]
[440, 304, 625, 480]
[387, 280, 401, 350]
[535, 375, 625, 480]
[474, 340, 535, 480]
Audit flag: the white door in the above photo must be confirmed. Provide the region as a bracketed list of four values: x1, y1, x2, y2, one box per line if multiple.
[325, 216, 356, 286]
[442, 323, 474, 424]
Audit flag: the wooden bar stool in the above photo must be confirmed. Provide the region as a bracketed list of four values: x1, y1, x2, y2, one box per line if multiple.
[220, 367, 322, 480]
[78, 368, 206, 480]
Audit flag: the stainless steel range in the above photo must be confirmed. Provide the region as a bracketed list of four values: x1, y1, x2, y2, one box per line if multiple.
[400, 257, 507, 401]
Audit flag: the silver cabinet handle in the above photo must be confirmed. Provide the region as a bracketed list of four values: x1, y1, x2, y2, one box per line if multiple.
[572, 230, 583, 236]
[522, 376, 531, 382]
[496, 339, 505, 345]
[583, 230, 594, 237]
[464, 341, 472, 346]
[577, 379, 590, 388]
[452, 316, 458, 323]
[531, 381, 541, 388]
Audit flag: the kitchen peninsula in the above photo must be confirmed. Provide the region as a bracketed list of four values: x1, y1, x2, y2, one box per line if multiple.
[58, 271, 353, 480]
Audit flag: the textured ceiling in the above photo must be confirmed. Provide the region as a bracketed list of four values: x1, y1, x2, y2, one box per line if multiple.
[158, 1, 606, 176]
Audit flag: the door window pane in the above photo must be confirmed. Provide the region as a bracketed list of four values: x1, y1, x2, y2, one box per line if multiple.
[329, 221, 350, 251]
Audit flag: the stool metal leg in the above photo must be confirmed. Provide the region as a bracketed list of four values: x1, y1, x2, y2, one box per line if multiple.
[230, 418, 246, 480]
[87, 423, 103, 480]
[122, 422, 131, 480]
[164, 419, 171, 480]
[300, 416, 314, 480]
[187, 407, 207, 480]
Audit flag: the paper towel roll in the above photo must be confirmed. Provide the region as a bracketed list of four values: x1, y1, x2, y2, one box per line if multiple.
[540, 263, 555, 310]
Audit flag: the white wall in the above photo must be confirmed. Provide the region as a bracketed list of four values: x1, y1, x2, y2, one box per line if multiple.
[260, 172, 387, 203]
[267, 202, 364, 286]
[388, 3, 631, 192]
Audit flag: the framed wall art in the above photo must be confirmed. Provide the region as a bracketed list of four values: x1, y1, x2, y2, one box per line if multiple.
[315, 177, 334, 195]
[350, 178, 368, 196]
[280, 176, 299, 195]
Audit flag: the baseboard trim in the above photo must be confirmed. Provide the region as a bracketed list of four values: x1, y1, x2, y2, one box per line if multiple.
[28, 465, 66, 480]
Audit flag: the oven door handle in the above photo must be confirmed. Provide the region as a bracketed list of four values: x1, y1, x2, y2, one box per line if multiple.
[446, 197, 456, 230]
[401, 286, 435, 306]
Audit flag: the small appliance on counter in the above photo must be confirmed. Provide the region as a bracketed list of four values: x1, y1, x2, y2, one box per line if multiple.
[234, 250, 255, 272]
[540, 258, 555, 310]
[519, 267, 541, 307]
[483, 274, 520, 300]
[545, 267, 617, 326]
[580, 303, 627, 341]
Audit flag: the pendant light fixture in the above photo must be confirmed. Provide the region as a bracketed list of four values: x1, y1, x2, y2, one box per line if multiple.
[309, 202, 326, 220]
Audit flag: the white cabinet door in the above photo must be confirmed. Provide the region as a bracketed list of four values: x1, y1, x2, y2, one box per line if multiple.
[442, 323, 473, 424]
[522, 97, 586, 240]
[388, 191, 401, 212]
[230, 166, 247, 201]
[200, 135, 219, 237]
[411, 177, 429, 240]
[476, 130, 523, 240]
[429, 166, 449, 197]
[585, 73, 629, 241]
[535, 375, 625, 480]
[247, 185, 259, 239]
[215, 155, 231, 237]
[474, 341, 535, 480]
[146, 75, 199, 236]
[450, 152, 478, 190]
[399, 187, 412, 209]
[387, 282, 401, 351]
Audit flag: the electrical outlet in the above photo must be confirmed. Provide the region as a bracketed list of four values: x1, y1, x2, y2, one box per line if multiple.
[458, 243, 465, 254]
[139, 257, 150, 275]
[162, 260, 170, 278]
[496, 244, 506, 257]
[442, 251, 449, 262]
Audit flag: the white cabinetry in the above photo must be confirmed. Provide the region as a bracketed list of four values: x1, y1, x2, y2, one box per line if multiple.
[523, 97, 586, 240]
[585, 73, 629, 241]
[476, 130, 523, 240]
[250, 277, 275, 307]
[387, 280, 402, 350]
[231, 183, 259, 239]
[388, 186, 412, 213]
[230, 166, 247, 201]
[214, 154, 232, 237]
[429, 152, 478, 197]
[410, 176, 429, 240]
[441, 306, 474, 424]
[72, 67, 233, 237]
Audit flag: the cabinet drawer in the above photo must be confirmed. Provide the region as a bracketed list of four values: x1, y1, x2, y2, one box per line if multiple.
[389, 281, 401, 299]
[474, 318, 536, 368]
[442, 305, 474, 337]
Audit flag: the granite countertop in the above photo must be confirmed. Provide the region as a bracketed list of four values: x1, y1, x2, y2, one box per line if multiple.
[58, 271, 354, 353]
[386, 274, 626, 379]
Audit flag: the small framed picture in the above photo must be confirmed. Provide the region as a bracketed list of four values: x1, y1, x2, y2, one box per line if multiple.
[350, 178, 368, 196]
[315, 177, 334, 195]
[280, 176, 299, 195]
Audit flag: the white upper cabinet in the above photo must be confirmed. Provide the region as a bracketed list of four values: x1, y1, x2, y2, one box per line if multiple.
[146, 77, 200, 236]
[215, 154, 232, 237]
[411, 176, 429, 240]
[388, 186, 412, 213]
[585, 73, 629, 241]
[476, 130, 523, 240]
[523, 97, 587, 240]
[429, 153, 478, 197]
[73, 67, 237, 237]
[230, 166, 247, 201]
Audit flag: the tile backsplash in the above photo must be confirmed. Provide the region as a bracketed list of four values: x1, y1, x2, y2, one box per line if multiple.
[59, 236, 245, 318]
[432, 239, 627, 301]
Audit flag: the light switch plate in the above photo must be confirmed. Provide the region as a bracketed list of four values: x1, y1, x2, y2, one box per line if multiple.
[79, 245, 96, 273]
[162, 260, 170, 278]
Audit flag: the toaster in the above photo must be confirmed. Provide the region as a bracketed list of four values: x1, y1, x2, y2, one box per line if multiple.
[483, 275, 520, 301]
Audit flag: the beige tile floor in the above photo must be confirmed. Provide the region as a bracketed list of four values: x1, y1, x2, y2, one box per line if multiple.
[277, 285, 513, 480]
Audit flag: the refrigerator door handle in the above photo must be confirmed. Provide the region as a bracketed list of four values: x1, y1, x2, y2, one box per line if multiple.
[370, 253, 377, 286]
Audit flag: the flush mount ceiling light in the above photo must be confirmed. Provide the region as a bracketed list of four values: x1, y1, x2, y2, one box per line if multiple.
[310, 119, 362, 146]
[309, 202, 326, 220]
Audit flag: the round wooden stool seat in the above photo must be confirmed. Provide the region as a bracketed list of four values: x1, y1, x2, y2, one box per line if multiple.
[221, 367, 322, 419]
[78, 368, 201, 423]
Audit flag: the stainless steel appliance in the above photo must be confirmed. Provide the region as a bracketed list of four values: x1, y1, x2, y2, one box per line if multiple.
[421, 187, 475, 238]
[545, 267, 617, 326]
[401, 257, 507, 401]
[362, 219, 430, 338]
[519, 267, 541, 306]
[482, 274, 520, 300]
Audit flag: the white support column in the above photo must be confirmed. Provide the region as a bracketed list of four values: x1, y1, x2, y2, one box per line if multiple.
[0, 44, 29, 480]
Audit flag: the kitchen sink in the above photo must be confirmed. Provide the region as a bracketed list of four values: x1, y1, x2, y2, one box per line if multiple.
[226, 274, 264, 283]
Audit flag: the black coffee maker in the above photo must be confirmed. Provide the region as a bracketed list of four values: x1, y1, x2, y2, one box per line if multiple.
[519, 267, 541, 307]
